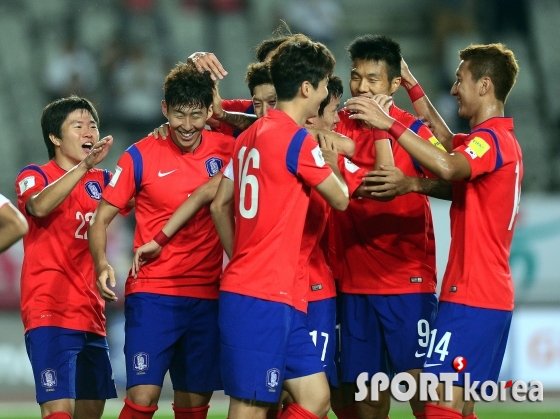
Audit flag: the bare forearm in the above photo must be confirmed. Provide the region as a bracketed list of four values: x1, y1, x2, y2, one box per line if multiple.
[88, 221, 109, 272]
[0, 206, 28, 251]
[217, 111, 257, 131]
[411, 177, 453, 200]
[27, 162, 88, 217]
[411, 96, 454, 152]
[211, 206, 235, 258]
[162, 175, 222, 237]
[373, 139, 393, 169]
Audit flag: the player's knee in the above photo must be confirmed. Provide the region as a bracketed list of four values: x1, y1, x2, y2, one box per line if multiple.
[127, 386, 160, 407]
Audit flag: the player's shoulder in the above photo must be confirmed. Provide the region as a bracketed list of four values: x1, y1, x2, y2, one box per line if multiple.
[16, 160, 52, 181]
[204, 129, 235, 144]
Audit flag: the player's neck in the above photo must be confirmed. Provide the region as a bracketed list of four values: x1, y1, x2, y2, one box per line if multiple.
[276, 100, 311, 127]
[469, 100, 505, 128]
[53, 153, 80, 172]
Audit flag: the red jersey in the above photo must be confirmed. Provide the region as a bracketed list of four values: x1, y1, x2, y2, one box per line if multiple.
[16, 160, 112, 335]
[331, 106, 438, 294]
[441, 117, 522, 311]
[214, 99, 254, 137]
[220, 109, 333, 306]
[103, 131, 234, 299]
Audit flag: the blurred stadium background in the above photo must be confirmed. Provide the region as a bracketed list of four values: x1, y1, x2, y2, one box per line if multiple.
[0, 0, 559, 417]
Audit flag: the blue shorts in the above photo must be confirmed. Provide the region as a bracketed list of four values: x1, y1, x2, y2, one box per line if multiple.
[219, 292, 324, 403]
[306, 297, 338, 387]
[124, 293, 222, 392]
[25, 326, 117, 404]
[339, 292, 438, 383]
[422, 301, 512, 388]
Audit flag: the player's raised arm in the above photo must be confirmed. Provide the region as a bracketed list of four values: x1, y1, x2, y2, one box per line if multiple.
[0, 196, 28, 252]
[132, 173, 224, 276]
[88, 199, 120, 302]
[400, 59, 454, 151]
[188, 51, 228, 80]
[26, 136, 113, 217]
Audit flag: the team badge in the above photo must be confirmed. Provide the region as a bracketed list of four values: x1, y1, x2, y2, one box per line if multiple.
[205, 157, 223, 177]
[41, 369, 57, 388]
[266, 368, 280, 390]
[85, 181, 102, 200]
[133, 352, 149, 371]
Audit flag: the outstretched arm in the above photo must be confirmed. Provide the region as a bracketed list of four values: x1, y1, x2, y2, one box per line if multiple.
[132, 174, 224, 276]
[26, 137, 113, 217]
[401, 59, 454, 151]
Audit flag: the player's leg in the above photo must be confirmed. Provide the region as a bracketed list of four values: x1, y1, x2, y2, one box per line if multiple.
[169, 297, 221, 419]
[379, 293, 438, 419]
[74, 332, 117, 419]
[25, 326, 90, 419]
[120, 293, 190, 418]
[219, 292, 290, 419]
[282, 310, 331, 418]
[422, 302, 512, 416]
[338, 293, 390, 419]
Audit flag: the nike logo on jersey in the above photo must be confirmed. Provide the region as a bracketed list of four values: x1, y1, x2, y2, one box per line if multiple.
[415, 351, 426, 358]
[423, 363, 442, 368]
[158, 169, 177, 177]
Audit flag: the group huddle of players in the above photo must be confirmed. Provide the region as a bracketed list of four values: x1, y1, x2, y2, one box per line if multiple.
[15, 29, 521, 419]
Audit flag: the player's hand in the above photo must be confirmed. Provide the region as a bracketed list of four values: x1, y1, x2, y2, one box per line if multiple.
[131, 240, 162, 278]
[374, 94, 393, 114]
[188, 52, 228, 80]
[96, 263, 118, 302]
[345, 96, 393, 130]
[400, 58, 419, 91]
[212, 85, 225, 120]
[318, 132, 338, 170]
[152, 123, 170, 139]
[362, 165, 413, 197]
[84, 136, 113, 169]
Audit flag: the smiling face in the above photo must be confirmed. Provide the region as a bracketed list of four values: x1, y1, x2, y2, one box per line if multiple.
[51, 109, 99, 168]
[163, 101, 211, 152]
[252, 83, 277, 118]
[349, 59, 400, 98]
[307, 77, 329, 119]
[451, 60, 480, 120]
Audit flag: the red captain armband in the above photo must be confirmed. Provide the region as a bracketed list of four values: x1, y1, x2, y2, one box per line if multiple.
[153, 230, 170, 247]
[388, 120, 408, 140]
[372, 129, 390, 141]
[407, 84, 425, 102]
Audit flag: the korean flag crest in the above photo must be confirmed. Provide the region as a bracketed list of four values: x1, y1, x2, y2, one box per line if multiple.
[266, 368, 280, 391]
[85, 180, 102, 200]
[41, 368, 57, 388]
[205, 157, 223, 177]
[133, 352, 149, 371]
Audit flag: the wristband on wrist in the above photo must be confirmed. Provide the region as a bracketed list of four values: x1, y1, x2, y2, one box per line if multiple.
[153, 230, 170, 247]
[388, 120, 407, 140]
[373, 129, 390, 141]
[407, 84, 425, 102]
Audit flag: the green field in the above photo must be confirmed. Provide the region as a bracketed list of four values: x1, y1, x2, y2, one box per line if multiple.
[2, 404, 559, 419]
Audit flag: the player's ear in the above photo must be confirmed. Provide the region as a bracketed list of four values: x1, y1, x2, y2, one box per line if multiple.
[49, 133, 60, 147]
[206, 104, 214, 122]
[161, 100, 168, 118]
[389, 76, 401, 95]
[479, 76, 492, 96]
[301, 81, 311, 98]
[306, 116, 316, 127]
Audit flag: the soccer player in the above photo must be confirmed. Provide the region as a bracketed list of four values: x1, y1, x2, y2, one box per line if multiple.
[330, 35, 445, 419]
[0, 193, 28, 253]
[346, 43, 522, 419]
[211, 34, 349, 419]
[88, 63, 233, 419]
[15, 96, 116, 419]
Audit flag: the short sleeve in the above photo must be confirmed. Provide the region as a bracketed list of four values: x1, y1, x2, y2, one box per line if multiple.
[15, 165, 49, 215]
[338, 156, 367, 196]
[285, 132, 332, 187]
[223, 158, 234, 181]
[453, 130, 500, 180]
[102, 152, 137, 209]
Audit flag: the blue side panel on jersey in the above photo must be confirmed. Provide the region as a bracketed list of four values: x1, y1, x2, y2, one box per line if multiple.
[18, 165, 49, 186]
[471, 128, 503, 171]
[102, 169, 111, 187]
[286, 128, 309, 176]
[409, 119, 425, 173]
[125, 145, 143, 194]
[409, 119, 424, 134]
